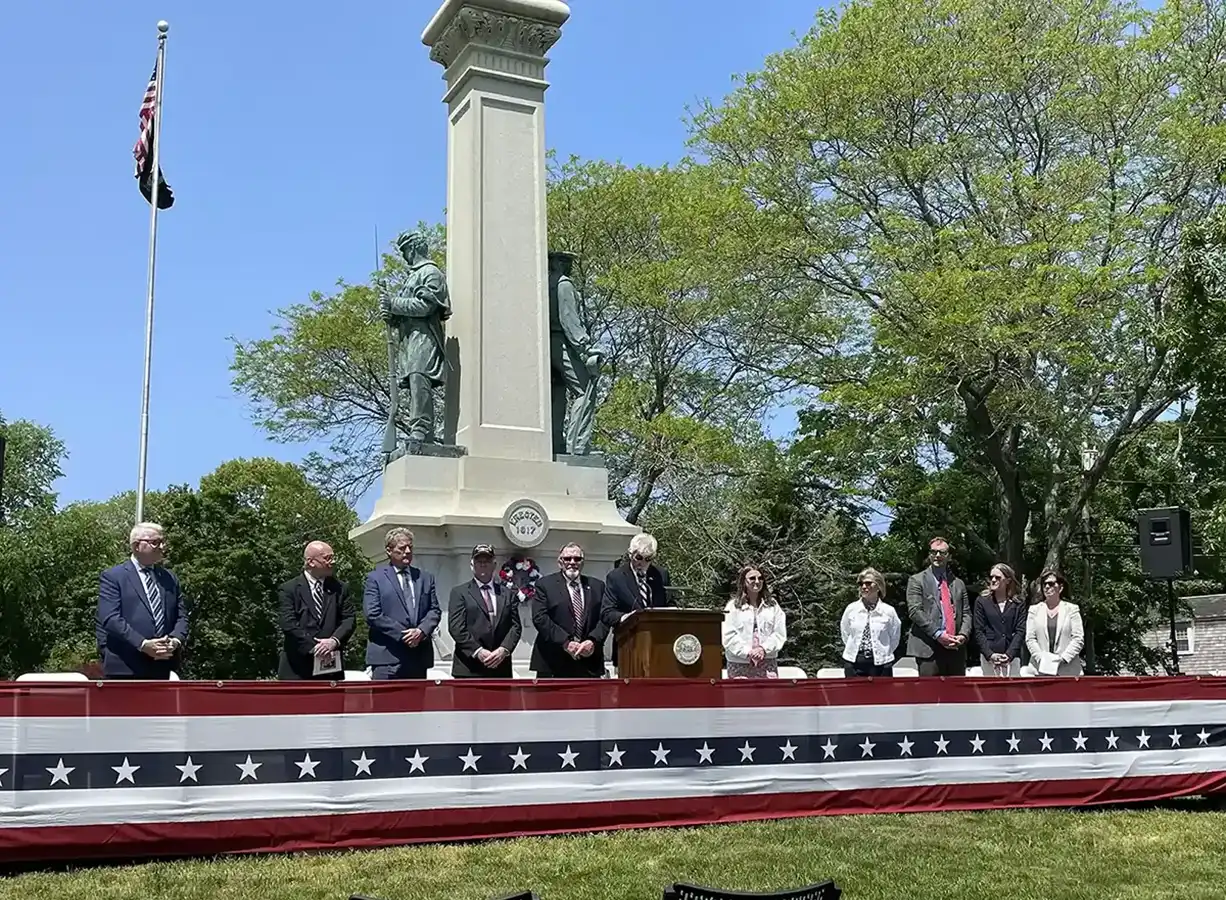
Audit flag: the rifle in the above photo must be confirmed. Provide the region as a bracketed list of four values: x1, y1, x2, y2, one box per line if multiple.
[381, 320, 399, 461]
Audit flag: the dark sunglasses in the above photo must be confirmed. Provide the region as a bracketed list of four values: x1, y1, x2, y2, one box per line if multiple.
[1043, 580, 1060, 588]
[561, 556, 584, 564]
[858, 580, 876, 587]
[989, 574, 1003, 582]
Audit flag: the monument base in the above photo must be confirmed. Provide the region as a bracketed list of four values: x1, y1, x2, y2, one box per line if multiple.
[350, 453, 639, 667]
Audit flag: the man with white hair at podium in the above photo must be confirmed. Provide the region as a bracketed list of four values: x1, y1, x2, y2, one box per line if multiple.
[601, 533, 671, 668]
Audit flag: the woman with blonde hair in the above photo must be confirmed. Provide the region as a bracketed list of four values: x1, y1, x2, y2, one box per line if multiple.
[722, 565, 786, 679]
[840, 568, 901, 677]
[972, 563, 1027, 677]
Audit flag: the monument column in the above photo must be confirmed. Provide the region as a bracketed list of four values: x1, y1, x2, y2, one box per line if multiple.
[422, 0, 569, 463]
[353, 0, 636, 675]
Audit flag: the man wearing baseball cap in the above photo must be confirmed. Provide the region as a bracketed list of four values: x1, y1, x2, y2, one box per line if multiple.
[447, 543, 521, 678]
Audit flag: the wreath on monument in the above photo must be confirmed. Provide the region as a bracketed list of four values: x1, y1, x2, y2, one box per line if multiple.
[499, 557, 542, 603]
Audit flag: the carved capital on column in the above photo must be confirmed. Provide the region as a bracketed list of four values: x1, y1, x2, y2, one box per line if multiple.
[430, 8, 560, 68]
[424, 0, 570, 71]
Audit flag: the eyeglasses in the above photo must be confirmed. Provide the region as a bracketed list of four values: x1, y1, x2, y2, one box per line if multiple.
[631, 553, 655, 563]
[561, 556, 584, 564]
[858, 581, 875, 587]
[930, 548, 949, 555]
[141, 538, 166, 548]
[1043, 581, 1059, 589]
[989, 574, 1003, 582]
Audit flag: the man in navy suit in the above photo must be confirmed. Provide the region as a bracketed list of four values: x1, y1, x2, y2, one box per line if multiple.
[97, 522, 190, 679]
[363, 527, 442, 680]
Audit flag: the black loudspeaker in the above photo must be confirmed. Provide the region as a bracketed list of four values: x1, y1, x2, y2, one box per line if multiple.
[1137, 507, 1192, 579]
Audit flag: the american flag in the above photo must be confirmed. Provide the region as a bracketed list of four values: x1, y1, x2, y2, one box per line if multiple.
[0, 677, 1223, 864]
[134, 63, 173, 209]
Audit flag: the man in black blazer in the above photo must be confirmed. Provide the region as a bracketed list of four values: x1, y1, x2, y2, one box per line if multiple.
[601, 533, 671, 667]
[447, 543, 522, 677]
[278, 540, 356, 680]
[531, 542, 608, 678]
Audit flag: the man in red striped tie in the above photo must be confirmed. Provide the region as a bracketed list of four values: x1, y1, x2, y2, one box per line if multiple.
[529, 542, 609, 678]
[904, 536, 971, 676]
[447, 544, 522, 678]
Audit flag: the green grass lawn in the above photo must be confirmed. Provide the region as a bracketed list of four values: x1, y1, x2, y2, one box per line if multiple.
[4, 805, 1226, 900]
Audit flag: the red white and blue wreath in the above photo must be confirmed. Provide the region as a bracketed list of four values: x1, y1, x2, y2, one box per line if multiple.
[499, 557, 542, 603]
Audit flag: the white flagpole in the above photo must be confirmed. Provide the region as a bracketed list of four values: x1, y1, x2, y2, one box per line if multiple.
[135, 20, 169, 525]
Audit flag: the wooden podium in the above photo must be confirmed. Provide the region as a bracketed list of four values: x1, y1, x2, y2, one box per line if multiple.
[614, 608, 725, 678]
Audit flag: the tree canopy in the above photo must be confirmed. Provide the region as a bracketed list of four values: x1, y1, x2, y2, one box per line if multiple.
[694, 0, 1226, 572]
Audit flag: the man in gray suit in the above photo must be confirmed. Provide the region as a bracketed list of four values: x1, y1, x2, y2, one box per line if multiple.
[905, 536, 971, 676]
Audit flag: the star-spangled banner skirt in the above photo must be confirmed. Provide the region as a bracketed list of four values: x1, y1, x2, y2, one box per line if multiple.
[0, 676, 1224, 863]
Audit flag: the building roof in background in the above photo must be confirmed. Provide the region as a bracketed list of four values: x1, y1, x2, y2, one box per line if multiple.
[1182, 595, 1226, 621]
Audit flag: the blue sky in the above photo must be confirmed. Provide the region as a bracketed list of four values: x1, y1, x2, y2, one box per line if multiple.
[1, 1, 819, 517]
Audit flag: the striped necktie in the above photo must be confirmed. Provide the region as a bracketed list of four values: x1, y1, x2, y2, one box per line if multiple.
[637, 573, 650, 609]
[569, 579, 584, 637]
[141, 567, 165, 634]
[311, 579, 324, 619]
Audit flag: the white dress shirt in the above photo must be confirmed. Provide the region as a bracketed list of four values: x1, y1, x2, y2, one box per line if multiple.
[840, 599, 902, 665]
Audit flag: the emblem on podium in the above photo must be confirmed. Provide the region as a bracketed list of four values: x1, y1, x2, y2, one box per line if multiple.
[673, 633, 702, 666]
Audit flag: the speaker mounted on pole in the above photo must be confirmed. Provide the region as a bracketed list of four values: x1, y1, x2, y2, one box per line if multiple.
[1136, 507, 1192, 579]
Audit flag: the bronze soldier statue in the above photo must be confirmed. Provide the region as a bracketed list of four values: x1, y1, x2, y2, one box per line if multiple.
[381, 230, 451, 458]
[548, 250, 602, 456]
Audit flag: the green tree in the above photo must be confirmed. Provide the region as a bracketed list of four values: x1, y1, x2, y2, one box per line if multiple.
[230, 164, 802, 523]
[159, 458, 369, 679]
[0, 415, 64, 529]
[694, 0, 1226, 570]
[645, 449, 872, 675]
[547, 157, 809, 520]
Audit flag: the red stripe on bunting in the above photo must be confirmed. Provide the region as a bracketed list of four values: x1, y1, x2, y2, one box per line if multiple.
[0, 772, 1221, 864]
[0, 676, 1225, 718]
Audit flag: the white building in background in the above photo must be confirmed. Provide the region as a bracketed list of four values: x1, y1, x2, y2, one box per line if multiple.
[1138, 593, 1226, 675]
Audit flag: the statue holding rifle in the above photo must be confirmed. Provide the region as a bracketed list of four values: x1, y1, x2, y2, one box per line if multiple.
[380, 230, 452, 462]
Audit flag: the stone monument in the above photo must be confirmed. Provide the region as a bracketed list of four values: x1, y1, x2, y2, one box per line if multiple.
[350, 0, 638, 670]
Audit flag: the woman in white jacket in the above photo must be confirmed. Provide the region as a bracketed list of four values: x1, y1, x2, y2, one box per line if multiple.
[722, 565, 786, 678]
[1025, 568, 1085, 676]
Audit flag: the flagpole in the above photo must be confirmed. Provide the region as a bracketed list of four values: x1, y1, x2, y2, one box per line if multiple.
[135, 20, 169, 525]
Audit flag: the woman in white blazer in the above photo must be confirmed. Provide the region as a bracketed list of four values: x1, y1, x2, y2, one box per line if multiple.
[722, 564, 786, 679]
[1025, 569, 1085, 676]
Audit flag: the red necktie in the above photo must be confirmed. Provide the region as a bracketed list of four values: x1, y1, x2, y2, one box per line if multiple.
[939, 580, 955, 634]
